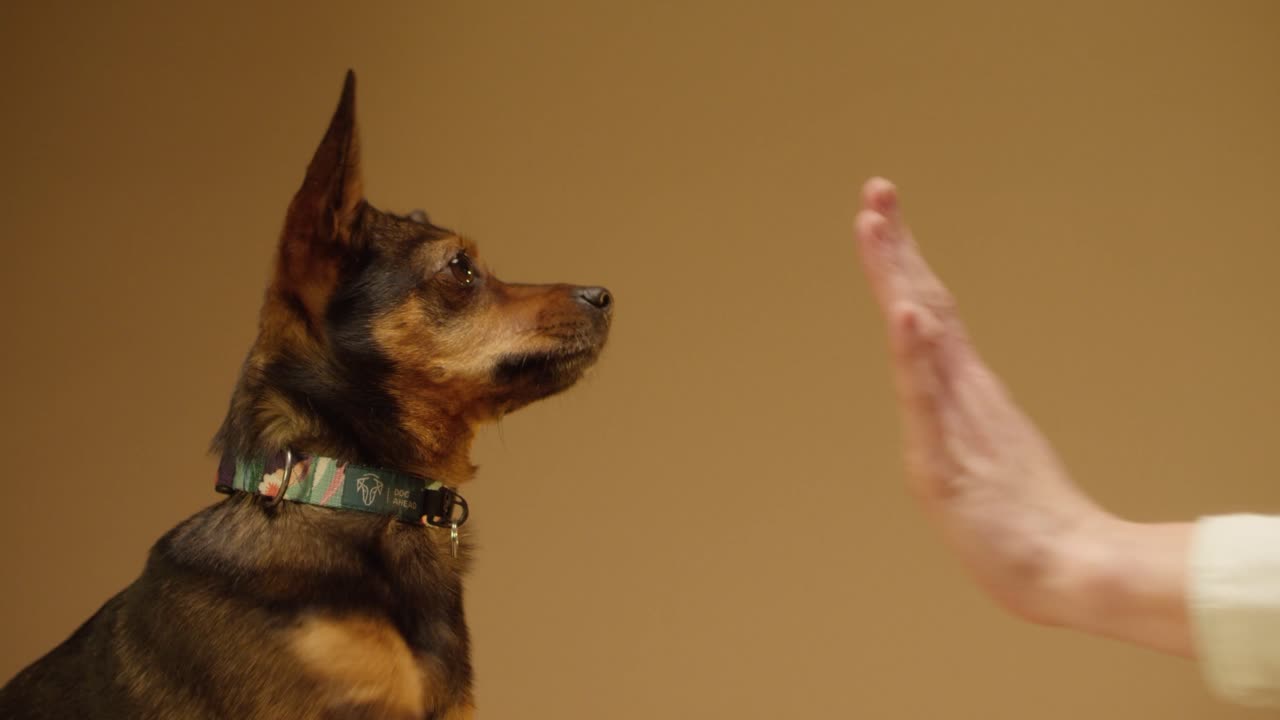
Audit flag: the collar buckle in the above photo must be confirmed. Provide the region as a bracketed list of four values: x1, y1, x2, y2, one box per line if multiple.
[422, 486, 469, 529]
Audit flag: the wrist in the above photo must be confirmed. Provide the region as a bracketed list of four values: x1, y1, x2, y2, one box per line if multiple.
[994, 508, 1120, 628]
[1047, 517, 1194, 656]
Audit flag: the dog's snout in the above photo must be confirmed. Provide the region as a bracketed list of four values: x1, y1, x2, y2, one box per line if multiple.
[576, 286, 613, 313]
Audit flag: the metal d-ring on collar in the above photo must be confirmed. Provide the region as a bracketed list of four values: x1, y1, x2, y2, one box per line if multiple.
[422, 486, 469, 528]
[423, 485, 469, 559]
[264, 448, 295, 508]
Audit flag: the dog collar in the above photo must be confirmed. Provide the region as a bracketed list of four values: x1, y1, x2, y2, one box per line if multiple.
[215, 450, 469, 529]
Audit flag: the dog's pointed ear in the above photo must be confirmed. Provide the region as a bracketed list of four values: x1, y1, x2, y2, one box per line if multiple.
[282, 70, 365, 255]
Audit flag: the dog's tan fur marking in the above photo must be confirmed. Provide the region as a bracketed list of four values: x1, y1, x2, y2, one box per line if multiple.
[290, 615, 430, 716]
[370, 298, 480, 483]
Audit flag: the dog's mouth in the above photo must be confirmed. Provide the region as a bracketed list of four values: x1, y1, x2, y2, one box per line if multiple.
[491, 322, 608, 405]
[493, 345, 600, 391]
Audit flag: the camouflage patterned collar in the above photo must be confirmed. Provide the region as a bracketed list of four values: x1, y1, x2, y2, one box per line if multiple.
[215, 451, 469, 528]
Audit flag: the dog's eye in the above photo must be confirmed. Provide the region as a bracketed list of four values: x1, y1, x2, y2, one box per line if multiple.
[448, 252, 476, 286]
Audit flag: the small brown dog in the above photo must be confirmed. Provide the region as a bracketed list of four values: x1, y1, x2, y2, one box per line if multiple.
[0, 71, 611, 719]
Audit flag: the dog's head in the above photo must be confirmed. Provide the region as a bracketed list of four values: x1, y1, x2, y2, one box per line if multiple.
[217, 72, 611, 480]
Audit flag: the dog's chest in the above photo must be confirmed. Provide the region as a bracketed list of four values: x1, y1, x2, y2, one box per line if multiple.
[289, 614, 468, 718]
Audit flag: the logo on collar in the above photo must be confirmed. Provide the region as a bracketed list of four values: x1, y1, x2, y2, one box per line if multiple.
[355, 474, 385, 506]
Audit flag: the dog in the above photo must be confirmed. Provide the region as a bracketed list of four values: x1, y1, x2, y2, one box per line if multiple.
[0, 70, 612, 719]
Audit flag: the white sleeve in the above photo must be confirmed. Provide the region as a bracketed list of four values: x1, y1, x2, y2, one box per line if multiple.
[1191, 514, 1280, 707]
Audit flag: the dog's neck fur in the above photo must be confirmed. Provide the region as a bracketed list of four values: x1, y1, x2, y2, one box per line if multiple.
[212, 295, 479, 487]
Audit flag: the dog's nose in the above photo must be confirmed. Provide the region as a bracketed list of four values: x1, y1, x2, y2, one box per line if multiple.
[576, 286, 613, 313]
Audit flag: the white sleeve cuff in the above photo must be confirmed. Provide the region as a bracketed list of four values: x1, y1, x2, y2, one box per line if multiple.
[1191, 514, 1280, 708]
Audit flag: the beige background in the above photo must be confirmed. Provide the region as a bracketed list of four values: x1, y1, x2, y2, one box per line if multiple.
[2, 1, 1279, 717]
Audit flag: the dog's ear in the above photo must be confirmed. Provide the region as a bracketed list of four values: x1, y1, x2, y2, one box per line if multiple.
[282, 70, 365, 258]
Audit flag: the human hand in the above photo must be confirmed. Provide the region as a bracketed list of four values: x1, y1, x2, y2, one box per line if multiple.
[854, 178, 1191, 655]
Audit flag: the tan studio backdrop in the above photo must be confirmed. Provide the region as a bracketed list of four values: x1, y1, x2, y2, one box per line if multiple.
[2, 1, 1279, 718]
